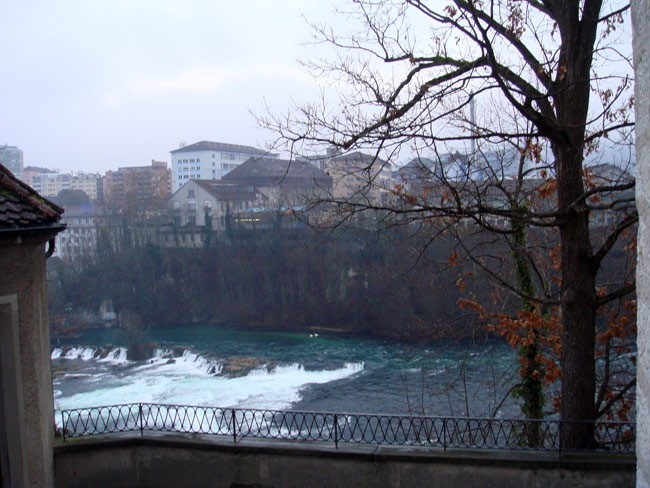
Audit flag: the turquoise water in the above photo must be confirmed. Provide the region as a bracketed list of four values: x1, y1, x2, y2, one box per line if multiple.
[52, 324, 520, 417]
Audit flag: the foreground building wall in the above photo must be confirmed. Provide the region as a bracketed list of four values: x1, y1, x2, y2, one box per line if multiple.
[0, 162, 65, 487]
[634, 1, 650, 486]
[0, 236, 56, 487]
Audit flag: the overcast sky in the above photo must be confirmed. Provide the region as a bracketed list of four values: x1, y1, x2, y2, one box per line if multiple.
[1, 1, 635, 175]
[0, 0, 337, 173]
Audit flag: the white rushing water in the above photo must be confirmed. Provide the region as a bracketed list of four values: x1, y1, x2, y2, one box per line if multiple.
[52, 345, 365, 412]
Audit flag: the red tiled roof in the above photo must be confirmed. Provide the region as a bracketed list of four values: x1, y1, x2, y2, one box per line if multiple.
[0, 163, 64, 230]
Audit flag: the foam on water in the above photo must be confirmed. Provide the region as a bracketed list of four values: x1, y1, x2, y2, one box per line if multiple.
[52, 346, 129, 365]
[54, 358, 365, 411]
[97, 347, 128, 364]
[57, 346, 96, 361]
[131, 349, 223, 376]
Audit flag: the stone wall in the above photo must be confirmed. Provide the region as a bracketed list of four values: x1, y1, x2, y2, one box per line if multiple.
[54, 435, 635, 488]
[633, 1, 650, 486]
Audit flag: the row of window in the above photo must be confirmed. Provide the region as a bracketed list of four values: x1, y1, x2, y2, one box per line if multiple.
[178, 153, 248, 164]
[220, 152, 248, 161]
[176, 163, 237, 177]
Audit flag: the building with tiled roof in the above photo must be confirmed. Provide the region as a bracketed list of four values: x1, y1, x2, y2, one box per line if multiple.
[223, 157, 330, 187]
[0, 162, 65, 236]
[223, 157, 331, 212]
[168, 180, 266, 234]
[1, 161, 66, 487]
[322, 151, 393, 205]
[169, 140, 277, 192]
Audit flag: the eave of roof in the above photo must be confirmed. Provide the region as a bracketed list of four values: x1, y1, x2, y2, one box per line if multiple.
[0, 163, 65, 233]
[170, 140, 275, 156]
[331, 151, 386, 163]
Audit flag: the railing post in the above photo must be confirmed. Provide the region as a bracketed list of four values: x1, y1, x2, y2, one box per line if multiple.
[334, 414, 339, 449]
[443, 418, 447, 452]
[558, 421, 562, 455]
[139, 403, 144, 437]
[61, 410, 66, 442]
[232, 408, 237, 444]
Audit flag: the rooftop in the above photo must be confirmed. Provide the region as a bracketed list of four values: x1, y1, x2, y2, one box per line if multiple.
[170, 141, 274, 156]
[331, 151, 387, 164]
[224, 157, 330, 184]
[0, 163, 64, 231]
[189, 180, 260, 201]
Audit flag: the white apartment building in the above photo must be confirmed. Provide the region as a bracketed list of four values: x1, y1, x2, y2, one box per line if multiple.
[0, 144, 23, 180]
[170, 141, 275, 192]
[31, 173, 71, 196]
[31, 172, 101, 199]
[71, 172, 102, 200]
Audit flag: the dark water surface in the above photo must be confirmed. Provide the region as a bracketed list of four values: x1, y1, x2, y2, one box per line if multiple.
[52, 324, 520, 417]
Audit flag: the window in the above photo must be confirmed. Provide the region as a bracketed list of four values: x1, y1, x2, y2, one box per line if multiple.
[196, 158, 200, 162]
[187, 189, 195, 198]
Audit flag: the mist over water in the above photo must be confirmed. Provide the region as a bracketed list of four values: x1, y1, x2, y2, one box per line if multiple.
[52, 325, 520, 417]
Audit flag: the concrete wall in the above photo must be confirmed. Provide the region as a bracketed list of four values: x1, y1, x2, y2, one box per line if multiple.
[0, 233, 57, 488]
[633, 1, 650, 487]
[54, 434, 635, 488]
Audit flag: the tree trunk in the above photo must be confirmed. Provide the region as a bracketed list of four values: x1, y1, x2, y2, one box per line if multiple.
[551, 2, 602, 447]
[555, 143, 598, 449]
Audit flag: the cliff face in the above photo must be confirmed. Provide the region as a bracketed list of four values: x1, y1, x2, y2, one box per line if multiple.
[49, 229, 473, 340]
[49, 222, 633, 342]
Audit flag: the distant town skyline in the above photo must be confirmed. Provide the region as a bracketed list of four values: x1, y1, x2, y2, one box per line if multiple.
[0, 0, 339, 174]
[1, 1, 634, 177]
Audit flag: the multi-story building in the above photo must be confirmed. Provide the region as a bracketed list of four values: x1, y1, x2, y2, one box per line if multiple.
[169, 180, 264, 229]
[170, 141, 275, 192]
[166, 180, 264, 247]
[223, 157, 331, 210]
[166, 157, 331, 245]
[21, 166, 55, 187]
[53, 203, 107, 265]
[0, 144, 24, 180]
[103, 160, 171, 213]
[31, 172, 71, 196]
[71, 172, 102, 200]
[322, 151, 393, 205]
[31, 172, 102, 200]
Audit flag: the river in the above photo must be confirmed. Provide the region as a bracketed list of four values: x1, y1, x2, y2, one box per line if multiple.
[51, 324, 521, 418]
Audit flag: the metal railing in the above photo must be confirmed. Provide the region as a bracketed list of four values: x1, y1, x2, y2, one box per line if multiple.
[58, 403, 635, 453]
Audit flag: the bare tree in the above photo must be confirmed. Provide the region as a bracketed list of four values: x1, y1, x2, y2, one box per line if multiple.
[261, 0, 636, 448]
